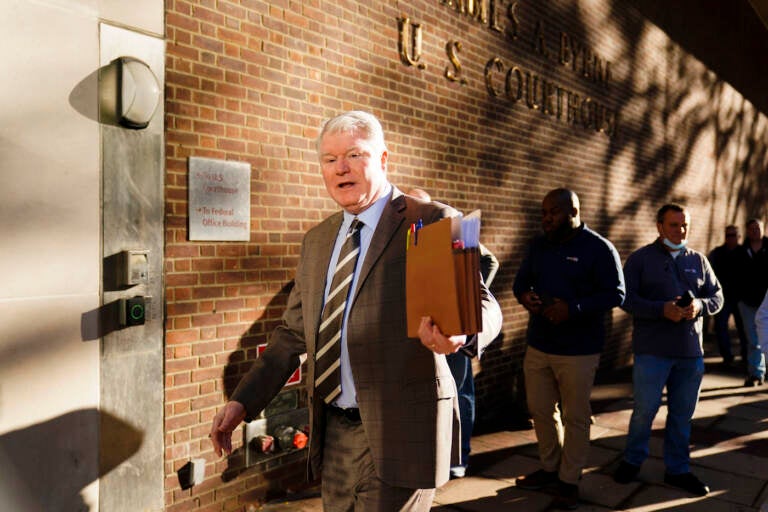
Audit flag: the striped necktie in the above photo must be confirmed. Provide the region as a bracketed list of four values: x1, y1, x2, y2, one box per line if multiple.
[315, 218, 363, 404]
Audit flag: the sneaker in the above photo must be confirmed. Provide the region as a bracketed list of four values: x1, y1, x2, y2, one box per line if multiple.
[515, 469, 559, 490]
[449, 465, 466, 479]
[744, 376, 764, 387]
[664, 472, 709, 496]
[553, 480, 579, 510]
[613, 460, 641, 484]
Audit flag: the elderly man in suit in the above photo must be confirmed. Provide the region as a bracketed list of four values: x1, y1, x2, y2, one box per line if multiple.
[210, 110, 502, 511]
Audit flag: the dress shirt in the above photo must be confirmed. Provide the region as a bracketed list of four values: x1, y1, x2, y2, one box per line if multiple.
[325, 183, 392, 408]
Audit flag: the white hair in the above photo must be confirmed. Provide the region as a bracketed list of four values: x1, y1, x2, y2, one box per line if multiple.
[316, 110, 387, 154]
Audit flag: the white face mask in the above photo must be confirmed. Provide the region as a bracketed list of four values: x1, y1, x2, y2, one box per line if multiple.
[663, 238, 688, 251]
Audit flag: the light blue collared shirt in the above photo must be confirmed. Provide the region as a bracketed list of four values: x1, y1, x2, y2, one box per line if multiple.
[324, 183, 392, 408]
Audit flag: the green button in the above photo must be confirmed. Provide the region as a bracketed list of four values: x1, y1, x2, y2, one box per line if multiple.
[130, 303, 144, 320]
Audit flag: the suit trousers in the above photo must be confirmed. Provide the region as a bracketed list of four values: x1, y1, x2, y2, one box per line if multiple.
[524, 346, 600, 485]
[321, 409, 436, 512]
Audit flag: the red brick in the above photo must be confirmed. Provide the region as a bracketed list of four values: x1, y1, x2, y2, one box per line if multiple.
[166, 358, 196, 373]
[167, 302, 198, 316]
[192, 287, 225, 299]
[166, 330, 199, 345]
[166, 412, 198, 431]
[191, 313, 224, 327]
[166, 384, 198, 402]
[192, 340, 224, 356]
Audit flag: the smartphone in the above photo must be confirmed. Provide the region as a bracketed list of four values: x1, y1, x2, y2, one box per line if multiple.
[675, 290, 694, 307]
[535, 290, 556, 307]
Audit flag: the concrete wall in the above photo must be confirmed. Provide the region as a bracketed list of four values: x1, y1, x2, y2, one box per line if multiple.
[0, 1, 163, 510]
[99, 23, 166, 512]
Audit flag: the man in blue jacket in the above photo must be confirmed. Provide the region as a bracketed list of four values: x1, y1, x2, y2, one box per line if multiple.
[613, 203, 723, 496]
[513, 188, 625, 510]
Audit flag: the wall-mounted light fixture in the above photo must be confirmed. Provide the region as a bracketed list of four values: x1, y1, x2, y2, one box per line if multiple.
[99, 56, 160, 129]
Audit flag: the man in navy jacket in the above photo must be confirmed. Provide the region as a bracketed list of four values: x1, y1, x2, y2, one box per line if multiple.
[513, 188, 625, 509]
[613, 203, 723, 497]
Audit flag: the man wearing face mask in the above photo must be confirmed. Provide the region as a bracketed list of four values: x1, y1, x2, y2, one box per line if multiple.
[613, 204, 723, 496]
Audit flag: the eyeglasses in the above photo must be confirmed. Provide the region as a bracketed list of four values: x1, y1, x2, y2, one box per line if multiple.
[726, 233, 738, 238]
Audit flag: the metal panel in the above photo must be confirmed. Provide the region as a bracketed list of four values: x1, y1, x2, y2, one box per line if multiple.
[99, 23, 165, 512]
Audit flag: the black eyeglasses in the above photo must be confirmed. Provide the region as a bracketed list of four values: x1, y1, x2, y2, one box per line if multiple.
[726, 233, 738, 238]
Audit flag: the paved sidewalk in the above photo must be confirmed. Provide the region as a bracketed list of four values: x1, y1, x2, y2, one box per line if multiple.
[259, 355, 768, 511]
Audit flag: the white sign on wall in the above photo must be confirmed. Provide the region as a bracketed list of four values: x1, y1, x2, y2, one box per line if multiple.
[188, 157, 251, 241]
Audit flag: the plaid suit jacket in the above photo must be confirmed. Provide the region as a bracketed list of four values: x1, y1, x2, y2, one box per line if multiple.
[232, 187, 500, 488]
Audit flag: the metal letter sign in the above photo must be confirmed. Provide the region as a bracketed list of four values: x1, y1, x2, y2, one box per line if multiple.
[188, 157, 251, 241]
[398, 17, 426, 69]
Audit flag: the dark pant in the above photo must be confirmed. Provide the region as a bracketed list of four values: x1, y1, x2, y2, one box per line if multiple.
[321, 409, 435, 512]
[447, 352, 475, 468]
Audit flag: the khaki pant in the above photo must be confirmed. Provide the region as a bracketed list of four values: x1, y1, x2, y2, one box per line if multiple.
[524, 345, 600, 484]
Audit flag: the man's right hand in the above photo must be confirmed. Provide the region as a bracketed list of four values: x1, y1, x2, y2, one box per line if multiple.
[663, 300, 685, 322]
[518, 290, 543, 314]
[210, 401, 246, 457]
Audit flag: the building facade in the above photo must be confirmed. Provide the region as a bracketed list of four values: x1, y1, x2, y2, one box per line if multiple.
[1, 0, 767, 510]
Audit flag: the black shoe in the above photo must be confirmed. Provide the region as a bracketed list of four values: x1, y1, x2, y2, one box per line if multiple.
[744, 376, 764, 387]
[553, 480, 579, 510]
[515, 469, 559, 490]
[664, 472, 709, 496]
[613, 460, 641, 484]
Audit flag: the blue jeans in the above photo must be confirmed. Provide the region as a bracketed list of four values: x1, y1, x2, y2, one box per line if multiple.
[713, 299, 747, 360]
[739, 301, 766, 379]
[623, 354, 704, 475]
[447, 352, 475, 467]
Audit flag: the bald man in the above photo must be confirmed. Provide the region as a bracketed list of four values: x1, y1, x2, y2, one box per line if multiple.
[513, 188, 625, 509]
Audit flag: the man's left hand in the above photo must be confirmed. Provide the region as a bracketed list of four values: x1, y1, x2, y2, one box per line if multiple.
[681, 299, 700, 320]
[418, 316, 466, 354]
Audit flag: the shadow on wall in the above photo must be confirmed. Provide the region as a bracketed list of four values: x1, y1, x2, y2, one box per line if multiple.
[632, 0, 768, 117]
[473, 0, 768, 252]
[603, 2, 768, 246]
[0, 408, 142, 510]
[223, 281, 296, 401]
[472, 1, 768, 375]
[214, 280, 307, 485]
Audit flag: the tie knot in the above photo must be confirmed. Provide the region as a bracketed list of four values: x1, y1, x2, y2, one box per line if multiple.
[348, 218, 363, 235]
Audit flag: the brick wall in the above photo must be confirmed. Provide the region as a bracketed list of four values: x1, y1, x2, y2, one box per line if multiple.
[164, 0, 768, 509]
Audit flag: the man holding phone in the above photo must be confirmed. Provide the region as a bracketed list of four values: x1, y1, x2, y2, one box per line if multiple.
[513, 188, 625, 509]
[613, 204, 723, 496]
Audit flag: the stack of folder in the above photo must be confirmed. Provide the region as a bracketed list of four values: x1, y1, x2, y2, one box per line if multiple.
[406, 213, 483, 337]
